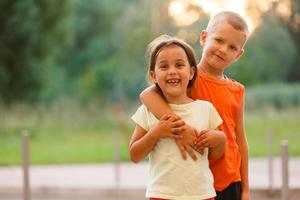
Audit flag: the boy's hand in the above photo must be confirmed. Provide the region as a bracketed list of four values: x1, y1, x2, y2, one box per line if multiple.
[153, 114, 185, 139]
[175, 124, 198, 161]
[241, 190, 250, 200]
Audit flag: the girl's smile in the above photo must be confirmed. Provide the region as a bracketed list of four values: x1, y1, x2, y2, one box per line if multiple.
[150, 45, 195, 104]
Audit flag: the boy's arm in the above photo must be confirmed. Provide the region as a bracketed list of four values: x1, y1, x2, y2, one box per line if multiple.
[140, 86, 198, 160]
[140, 85, 175, 117]
[236, 96, 249, 200]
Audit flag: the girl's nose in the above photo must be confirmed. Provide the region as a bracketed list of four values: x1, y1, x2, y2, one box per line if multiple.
[168, 66, 177, 74]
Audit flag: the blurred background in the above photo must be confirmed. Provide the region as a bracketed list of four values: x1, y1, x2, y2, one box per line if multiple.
[0, 0, 300, 166]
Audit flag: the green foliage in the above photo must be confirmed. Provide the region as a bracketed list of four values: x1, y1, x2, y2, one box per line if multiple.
[246, 83, 300, 110]
[227, 13, 296, 85]
[0, 0, 299, 104]
[0, 0, 70, 103]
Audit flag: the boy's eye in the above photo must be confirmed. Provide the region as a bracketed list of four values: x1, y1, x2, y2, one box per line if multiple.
[230, 45, 237, 51]
[215, 38, 223, 43]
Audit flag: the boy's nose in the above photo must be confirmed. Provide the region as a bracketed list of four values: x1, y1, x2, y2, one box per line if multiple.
[219, 45, 227, 54]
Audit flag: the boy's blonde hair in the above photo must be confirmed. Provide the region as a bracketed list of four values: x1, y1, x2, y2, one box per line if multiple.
[206, 11, 249, 39]
[145, 34, 197, 89]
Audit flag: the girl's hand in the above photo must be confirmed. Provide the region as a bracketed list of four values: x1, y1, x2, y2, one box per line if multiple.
[194, 130, 226, 149]
[152, 114, 185, 139]
[194, 130, 226, 159]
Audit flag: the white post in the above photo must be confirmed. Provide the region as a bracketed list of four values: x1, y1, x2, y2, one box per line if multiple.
[22, 130, 30, 200]
[281, 140, 289, 200]
[113, 130, 121, 195]
[267, 131, 273, 195]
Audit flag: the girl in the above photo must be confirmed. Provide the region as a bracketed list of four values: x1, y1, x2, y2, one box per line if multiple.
[129, 34, 226, 200]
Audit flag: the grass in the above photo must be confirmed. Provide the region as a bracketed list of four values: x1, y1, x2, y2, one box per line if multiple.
[0, 100, 300, 166]
[246, 108, 300, 157]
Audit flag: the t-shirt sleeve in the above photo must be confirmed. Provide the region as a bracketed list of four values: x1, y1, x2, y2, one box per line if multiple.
[131, 105, 150, 131]
[208, 103, 223, 130]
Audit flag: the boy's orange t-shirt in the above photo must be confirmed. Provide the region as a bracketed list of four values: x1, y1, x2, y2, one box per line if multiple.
[189, 68, 245, 191]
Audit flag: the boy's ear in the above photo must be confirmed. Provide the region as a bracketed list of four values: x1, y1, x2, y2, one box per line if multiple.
[190, 66, 196, 80]
[200, 30, 207, 47]
[235, 48, 244, 61]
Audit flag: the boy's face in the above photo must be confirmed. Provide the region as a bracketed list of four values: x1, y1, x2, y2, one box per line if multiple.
[200, 22, 245, 72]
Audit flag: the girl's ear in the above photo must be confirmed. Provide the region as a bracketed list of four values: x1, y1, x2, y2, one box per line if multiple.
[200, 30, 207, 47]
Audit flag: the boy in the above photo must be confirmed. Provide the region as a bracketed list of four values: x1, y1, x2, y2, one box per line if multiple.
[140, 11, 249, 200]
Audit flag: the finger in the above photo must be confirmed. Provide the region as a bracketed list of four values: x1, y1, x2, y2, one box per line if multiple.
[185, 146, 197, 161]
[172, 120, 185, 127]
[196, 137, 206, 145]
[195, 143, 206, 154]
[199, 148, 205, 155]
[171, 127, 185, 133]
[172, 133, 183, 139]
[193, 145, 205, 154]
[197, 132, 209, 141]
[194, 135, 205, 145]
[197, 140, 209, 148]
[168, 115, 176, 122]
[193, 139, 199, 146]
[176, 141, 187, 160]
[194, 129, 200, 137]
[160, 114, 170, 120]
[173, 115, 181, 120]
[199, 130, 208, 136]
[169, 115, 182, 122]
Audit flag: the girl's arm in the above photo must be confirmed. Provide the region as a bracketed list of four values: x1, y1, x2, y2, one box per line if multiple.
[236, 96, 249, 200]
[207, 130, 226, 159]
[129, 115, 183, 163]
[194, 130, 226, 159]
[129, 124, 158, 163]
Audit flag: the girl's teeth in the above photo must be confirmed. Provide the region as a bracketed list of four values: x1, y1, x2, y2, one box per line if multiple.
[167, 80, 179, 83]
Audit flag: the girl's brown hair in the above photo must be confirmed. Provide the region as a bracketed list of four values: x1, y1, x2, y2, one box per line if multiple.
[145, 34, 197, 89]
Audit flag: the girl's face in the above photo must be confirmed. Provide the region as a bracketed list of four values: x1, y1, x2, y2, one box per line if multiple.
[150, 45, 195, 104]
[200, 22, 245, 72]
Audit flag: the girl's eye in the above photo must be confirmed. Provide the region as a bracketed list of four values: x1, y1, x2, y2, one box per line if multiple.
[176, 63, 184, 68]
[159, 65, 167, 69]
[176, 64, 183, 68]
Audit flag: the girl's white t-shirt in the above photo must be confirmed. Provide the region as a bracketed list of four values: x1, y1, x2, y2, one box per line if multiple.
[131, 100, 223, 200]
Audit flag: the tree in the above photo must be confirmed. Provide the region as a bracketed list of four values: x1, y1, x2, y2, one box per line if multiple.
[0, 0, 70, 103]
[272, 0, 300, 81]
[245, 0, 300, 82]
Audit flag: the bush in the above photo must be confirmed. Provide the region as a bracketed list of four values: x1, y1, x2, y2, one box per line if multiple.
[246, 83, 300, 110]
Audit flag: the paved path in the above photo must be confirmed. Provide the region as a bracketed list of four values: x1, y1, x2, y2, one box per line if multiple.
[0, 157, 300, 199]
